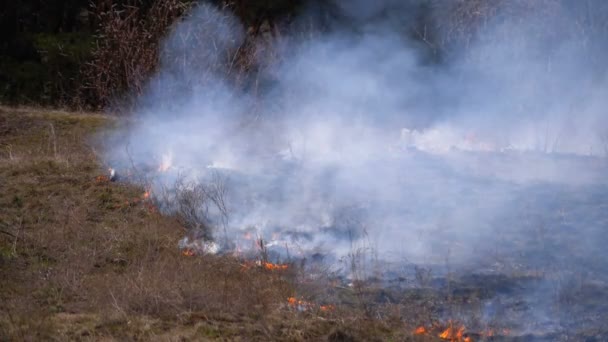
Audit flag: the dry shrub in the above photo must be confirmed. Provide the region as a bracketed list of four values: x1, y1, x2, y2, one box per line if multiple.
[0, 108, 300, 339]
[432, 0, 608, 61]
[79, 0, 275, 113]
[79, 0, 192, 111]
[105, 253, 294, 318]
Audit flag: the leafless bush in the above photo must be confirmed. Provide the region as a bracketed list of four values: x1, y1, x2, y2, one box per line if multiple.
[161, 171, 230, 244]
[430, 0, 606, 66]
[79, 0, 192, 112]
[431, 0, 608, 62]
[79, 0, 274, 113]
[173, 178, 212, 242]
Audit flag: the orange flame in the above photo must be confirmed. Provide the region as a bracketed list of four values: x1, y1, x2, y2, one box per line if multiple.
[287, 297, 308, 309]
[95, 175, 109, 183]
[287, 297, 309, 310]
[319, 305, 335, 312]
[182, 249, 195, 257]
[414, 326, 427, 335]
[410, 321, 512, 341]
[262, 262, 288, 271]
[439, 323, 465, 341]
[287, 297, 332, 313]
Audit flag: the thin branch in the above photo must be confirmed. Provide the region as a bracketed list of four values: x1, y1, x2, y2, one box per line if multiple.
[0, 230, 16, 238]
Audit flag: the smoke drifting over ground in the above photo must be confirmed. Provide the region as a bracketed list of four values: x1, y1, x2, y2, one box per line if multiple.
[104, 0, 608, 282]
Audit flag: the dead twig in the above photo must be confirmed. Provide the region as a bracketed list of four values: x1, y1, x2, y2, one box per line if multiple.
[48, 123, 58, 158]
[0, 230, 16, 238]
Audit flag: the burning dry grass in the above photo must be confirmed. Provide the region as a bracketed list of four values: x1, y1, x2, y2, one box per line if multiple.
[0, 107, 418, 341]
[3, 107, 607, 341]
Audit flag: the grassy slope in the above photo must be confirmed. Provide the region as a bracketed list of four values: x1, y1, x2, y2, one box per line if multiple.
[0, 107, 420, 341]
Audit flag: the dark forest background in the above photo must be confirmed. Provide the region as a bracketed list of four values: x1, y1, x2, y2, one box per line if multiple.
[2, 0, 607, 111]
[0, 0, 306, 109]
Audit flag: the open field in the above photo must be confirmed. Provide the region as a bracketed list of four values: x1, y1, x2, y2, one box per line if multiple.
[3, 1, 608, 341]
[2, 107, 608, 341]
[0, 107, 435, 341]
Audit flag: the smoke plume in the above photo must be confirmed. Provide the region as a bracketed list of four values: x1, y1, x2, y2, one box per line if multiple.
[103, 0, 608, 285]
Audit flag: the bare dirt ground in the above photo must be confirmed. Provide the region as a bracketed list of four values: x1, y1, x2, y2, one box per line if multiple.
[1, 107, 607, 341]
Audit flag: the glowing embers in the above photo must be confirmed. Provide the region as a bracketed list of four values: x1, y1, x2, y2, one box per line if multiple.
[96, 168, 118, 184]
[287, 297, 335, 313]
[319, 304, 335, 312]
[413, 326, 427, 335]
[413, 322, 510, 341]
[182, 249, 196, 257]
[94, 169, 158, 213]
[263, 261, 289, 271]
[115, 187, 156, 211]
[411, 322, 467, 341]
[287, 296, 310, 310]
[95, 174, 110, 184]
[439, 323, 465, 341]
[240, 260, 290, 272]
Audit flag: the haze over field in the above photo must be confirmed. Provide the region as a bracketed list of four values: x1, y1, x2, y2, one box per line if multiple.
[6, 1, 608, 340]
[104, 0, 608, 279]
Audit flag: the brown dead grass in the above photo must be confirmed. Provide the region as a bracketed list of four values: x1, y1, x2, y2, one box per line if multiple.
[0, 107, 419, 341]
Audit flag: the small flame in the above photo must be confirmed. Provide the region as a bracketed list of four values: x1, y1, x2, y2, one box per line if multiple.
[287, 297, 334, 313]
[240, 260, 288, 271]
[262, 262, 288, 271]
[412, 321, 508, 341]
[158, 153, 173, 172]
[182, 249, 195, 256]
[95, 175, 109, 183]
[319, 305, 335, 312]
[414, 326, 427, 335]
[287, 297, 312, 311]
[439, 323, 465, 341]
[142, 190, 151, 200]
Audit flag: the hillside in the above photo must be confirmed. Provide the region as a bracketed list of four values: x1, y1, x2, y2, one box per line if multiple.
[0, 107, 423, 341]
[3, 1, 608, 341]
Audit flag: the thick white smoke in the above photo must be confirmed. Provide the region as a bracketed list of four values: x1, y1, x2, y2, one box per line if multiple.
[103, 1, 608, 274]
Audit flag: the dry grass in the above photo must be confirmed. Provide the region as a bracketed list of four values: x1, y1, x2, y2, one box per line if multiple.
[0, 107, 421, 341]
[3, 109, 605, 341]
